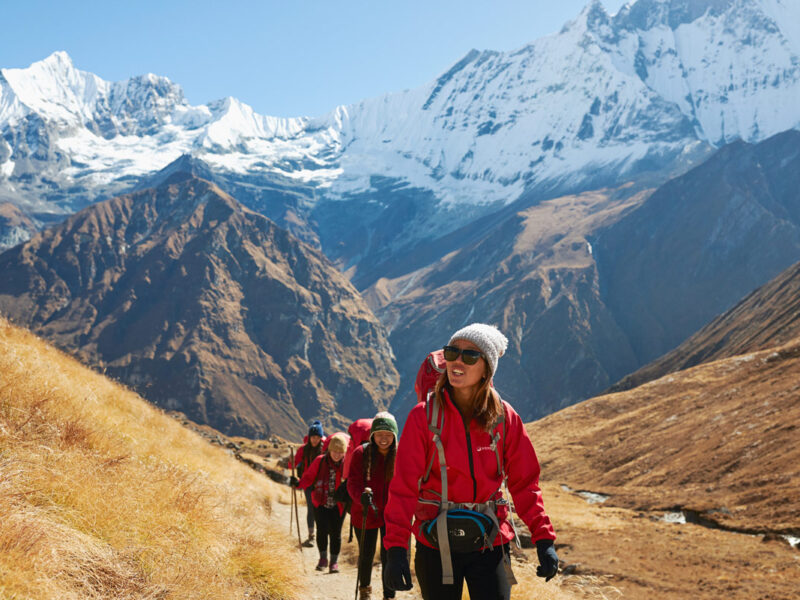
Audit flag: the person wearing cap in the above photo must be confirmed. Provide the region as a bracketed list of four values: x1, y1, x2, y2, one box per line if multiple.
[382, 323, 558, 600]
[347, 412, 399, 600]
[292, 431, 350, 573]
[290, 420, 326, 547]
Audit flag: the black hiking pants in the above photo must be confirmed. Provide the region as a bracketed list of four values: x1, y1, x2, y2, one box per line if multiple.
[353, 525, 394, 599]
[303, 487, 315, 535]
[414, 541, 511, 600]
[314, 506, 345, 557]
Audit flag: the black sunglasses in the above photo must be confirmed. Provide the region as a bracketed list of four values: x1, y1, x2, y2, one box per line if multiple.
[442, 345, 484, 365]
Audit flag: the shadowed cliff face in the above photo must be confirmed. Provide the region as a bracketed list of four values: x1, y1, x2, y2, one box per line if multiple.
[0, 174, 398, 438]
[611, 258, 800, 392]
[593, 130, 800, 367]
[0, 202, 38, 251]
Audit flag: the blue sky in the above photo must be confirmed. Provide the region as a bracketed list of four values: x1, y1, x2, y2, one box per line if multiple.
[2, 0, 628, 118]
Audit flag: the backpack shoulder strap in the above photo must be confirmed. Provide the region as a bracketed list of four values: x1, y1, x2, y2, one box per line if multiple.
[490, 396, 507, 479]
[421, 390, 444, 486]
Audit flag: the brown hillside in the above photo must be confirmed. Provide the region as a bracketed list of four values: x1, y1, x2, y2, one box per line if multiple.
[612, 259, 800, 392]
[529, 337, 800, 533]
[0, 317, 303, 599]
[526, 337, 800, 599]
[0, 173, 398, 438]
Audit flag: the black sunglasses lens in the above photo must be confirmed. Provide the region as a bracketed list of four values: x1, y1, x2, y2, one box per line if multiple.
[443, 346, 482, 365]
[443, 346, 460, 361]
[460, 350, 481, 365]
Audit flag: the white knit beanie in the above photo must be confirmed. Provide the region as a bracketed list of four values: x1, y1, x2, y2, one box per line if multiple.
[448, 323, 509, 378]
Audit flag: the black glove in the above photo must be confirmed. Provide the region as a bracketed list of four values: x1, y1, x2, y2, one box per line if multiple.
[289, 475, 299, 488]
[383, 546, 413, 591]
[536, 539, 559, 581]
[333, 481, 349, 503]
[360, 490, 373, 510]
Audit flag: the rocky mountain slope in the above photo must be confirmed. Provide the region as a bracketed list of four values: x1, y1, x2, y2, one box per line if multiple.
[593, 128, 800, 366]
[0, 171, 398, 438]
[611, 257, 800, 391]
[0, 201, 38, 251]
[376, 183, 648, 418]
[2, 0, 799, 426]
[380, 130, 800, 420]
[2, 0, 799, 282]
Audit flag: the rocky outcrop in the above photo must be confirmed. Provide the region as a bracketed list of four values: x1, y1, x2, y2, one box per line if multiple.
[0, 173, 398, 438]
[0, 202, 38, 251]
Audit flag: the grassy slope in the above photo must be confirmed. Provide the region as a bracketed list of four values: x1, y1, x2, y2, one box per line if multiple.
[0, 317, 303, 600]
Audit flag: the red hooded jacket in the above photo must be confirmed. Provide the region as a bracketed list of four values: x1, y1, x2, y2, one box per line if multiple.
[383, 390, 556, 550]
[347, 443, 392, 529]
[296, 453, 346, 516]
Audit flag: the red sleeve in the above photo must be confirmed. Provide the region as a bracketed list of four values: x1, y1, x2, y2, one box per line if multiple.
[383, 403, 430, 550]
[503, 402, 556, 541]
[290, 445, 303, 470]
[297, 454, 322, 490]
[347, 445, 366, 502]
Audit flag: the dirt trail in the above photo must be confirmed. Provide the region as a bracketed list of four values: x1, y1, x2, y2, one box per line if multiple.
[272, 491, 421, 600]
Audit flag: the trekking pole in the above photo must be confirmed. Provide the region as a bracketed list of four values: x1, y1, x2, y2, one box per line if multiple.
[288, 447, 294, 535]
[354, 487, 373, 600]
[289, 446, 304, 552]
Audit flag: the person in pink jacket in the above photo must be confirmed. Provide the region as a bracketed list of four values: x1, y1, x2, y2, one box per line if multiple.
[290, 420, 325, 547]
[347, 412, 398, 600]
[292, 431, 350, 573]
[382, 323, 559, 600]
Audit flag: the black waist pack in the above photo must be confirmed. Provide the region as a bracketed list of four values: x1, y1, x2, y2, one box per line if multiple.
[421, 509, 496, 553]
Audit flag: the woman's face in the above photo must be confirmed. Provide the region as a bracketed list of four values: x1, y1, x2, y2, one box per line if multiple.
[372, 430, 394, 453]
[445, 340, 486, 391]
[309, 435, 322, 447]
[329, 448, 345, 463]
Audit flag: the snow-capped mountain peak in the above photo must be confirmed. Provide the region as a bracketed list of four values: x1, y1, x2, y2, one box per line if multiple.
[1, 0, 799, 227]
[0, 51, 107, 126]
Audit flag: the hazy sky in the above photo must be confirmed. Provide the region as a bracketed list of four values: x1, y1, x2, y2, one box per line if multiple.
[2, 0, 628, 118]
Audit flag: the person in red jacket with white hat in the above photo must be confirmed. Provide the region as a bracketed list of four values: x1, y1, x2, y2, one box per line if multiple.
[382, 323, 559, 600]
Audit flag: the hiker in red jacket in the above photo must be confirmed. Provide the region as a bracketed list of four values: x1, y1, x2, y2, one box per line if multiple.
[382, 323, 559, 600]
[290, 420, 325, 547]
[347, 412, 399, 600]
[292, 431, 350, 573]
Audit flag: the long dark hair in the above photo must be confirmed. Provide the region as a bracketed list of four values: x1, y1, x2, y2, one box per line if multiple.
[434, 362, 502, 431]
[362, 437, 397, 483]
[302, 437, 323, 467]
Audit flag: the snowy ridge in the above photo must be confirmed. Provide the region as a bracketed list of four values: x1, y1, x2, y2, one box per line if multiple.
[1, 0, 799, 215]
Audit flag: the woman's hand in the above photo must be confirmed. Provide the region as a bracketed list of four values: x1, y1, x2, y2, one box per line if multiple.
[383, 547, 413, 591]
[535, 539, 559, 581]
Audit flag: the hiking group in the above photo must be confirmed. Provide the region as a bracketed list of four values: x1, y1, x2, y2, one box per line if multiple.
[289, 323, 559, 600]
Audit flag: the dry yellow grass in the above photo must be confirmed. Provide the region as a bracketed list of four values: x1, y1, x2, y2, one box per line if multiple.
[0, 317, 304, 600]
